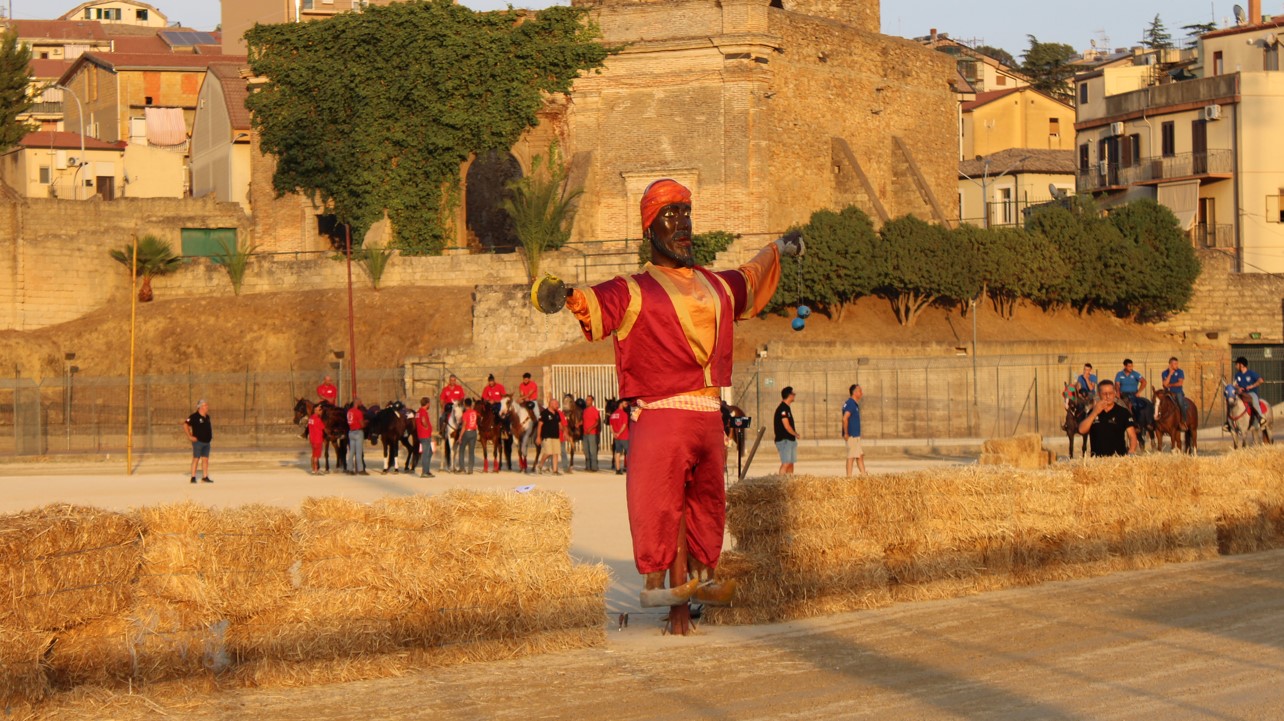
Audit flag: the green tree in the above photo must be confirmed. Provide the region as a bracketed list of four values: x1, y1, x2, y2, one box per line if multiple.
[1142, 14, 1174, 50]
[973, 44, 1017, 69]
[769, 206, 883, 320]
[876, 215, 968, 327]
[956, 224, 1066, 318]
[504, 141, 583, 281]
[1020, 35, 1077, 98]
[245, 0, 614, 255]
[0, 31, 34, 152]
[1027, 198, 1131, 312]
[109, 235, 183, 303]
[214, 236, 257, 295]
[1106, 199, 1200, 320]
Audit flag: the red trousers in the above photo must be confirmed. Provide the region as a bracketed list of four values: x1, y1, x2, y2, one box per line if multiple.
[626, 407, 726, 575]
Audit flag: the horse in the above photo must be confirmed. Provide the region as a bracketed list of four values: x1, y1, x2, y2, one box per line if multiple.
[440, 402, 461, 472]
[508, 397, 540, 473]
[1121, 393, 1156, 452]
[476, 398, 507, 473]
[293, 398, 348, 472]
[365, 401, 419, 473]
[561, 396, 585, 472]
[1153, 389, 1198, 454]
[1224, 383, 1273, 448]
[1060, 384, 1091, 459]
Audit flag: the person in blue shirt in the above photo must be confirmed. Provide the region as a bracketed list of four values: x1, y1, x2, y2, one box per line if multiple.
[1234, 356, 1265, 425]
[1115, 359, 1147, 400]
[1074, 363, 1098, 398]
[1160, 356, 1188, 431]
[841, 384, 865, 476]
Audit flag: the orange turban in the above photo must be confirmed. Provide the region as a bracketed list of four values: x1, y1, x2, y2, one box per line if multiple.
[640, 179, 692, 234]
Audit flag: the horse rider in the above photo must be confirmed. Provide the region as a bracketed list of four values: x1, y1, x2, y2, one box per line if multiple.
[518, 372, 540, 414]
[481, 373, 507, 421]
[1114, 359, 1147, 413]
[317, 375, 338, 407]
[1160, 356, 1189, 431]
[1074, 363, 1098, 399]
[1233, 356, 1265, 427]
[439, 374, 466, 469]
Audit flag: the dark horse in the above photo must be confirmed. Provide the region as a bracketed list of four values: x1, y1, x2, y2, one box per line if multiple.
[476, 398, 508, 473]
[366, 401, 419, 473]
[1154, 389, 1198, 454]
[561, 395, 585, 472]
[1061, 385, 1091, 459]
[1121, 393, 1156, 452]
[293, 398, 348, 472]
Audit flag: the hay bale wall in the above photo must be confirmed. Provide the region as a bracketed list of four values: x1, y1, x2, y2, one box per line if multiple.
[979, 432, 1056, 468]
[708, 446, 1284, 625]
[0, 491, 608, 706]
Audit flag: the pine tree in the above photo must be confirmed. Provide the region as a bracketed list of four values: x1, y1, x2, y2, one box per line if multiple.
[0, 31, 34, 152]
[1142, 14, 1174, 50]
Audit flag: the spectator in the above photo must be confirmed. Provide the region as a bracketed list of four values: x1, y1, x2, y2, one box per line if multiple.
[610, 399, 630, 475]
[307, 404, 325, 475]
[842, 384, 866, 476]
[582, 394, 601, 472]
[537, 398, 563, 475]
[346, 399, 368, 475]
[774, 386, 800, 475]
[458, 398, 479, 474]
[415, 396, 435, 478]
[183, 399, 213, 484]
[1077, 379, 1138, 456]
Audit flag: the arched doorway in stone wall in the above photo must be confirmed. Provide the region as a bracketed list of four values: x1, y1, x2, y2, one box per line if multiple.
[464, 151, 522, 252]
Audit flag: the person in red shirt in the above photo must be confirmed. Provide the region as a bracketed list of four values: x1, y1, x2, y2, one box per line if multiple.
[317, 376, 338, 406]
[481, 373, 507, 420]
[518, 373, 539, 411]
[307, 404, 326, 475]
[457, 398, 480, 474]
[608, 399, 630, 476]
[415, 396, 435, 478]
[346, 399, 367, 475]
[581, 394, 602, 472]
[439, 374, 466, 470]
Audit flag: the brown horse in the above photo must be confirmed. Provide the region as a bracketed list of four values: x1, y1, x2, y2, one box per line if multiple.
[561, 396, 584, 472]
[477, 399, 507, 472]
[293, 398, 348, 472]
[1153, 389, 1198, 454]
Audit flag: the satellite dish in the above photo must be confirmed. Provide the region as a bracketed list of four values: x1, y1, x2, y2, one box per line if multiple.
[1048, 183, 1067, 200]
[1090, 39, 1097, 49]
[1234, 4, 1247, 24]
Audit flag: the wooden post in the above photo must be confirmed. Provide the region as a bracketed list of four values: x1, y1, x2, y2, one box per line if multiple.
[667, 513, 692, 635]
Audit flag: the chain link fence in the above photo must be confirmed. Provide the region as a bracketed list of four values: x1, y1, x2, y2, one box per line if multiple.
[0, 350, 1239, 457]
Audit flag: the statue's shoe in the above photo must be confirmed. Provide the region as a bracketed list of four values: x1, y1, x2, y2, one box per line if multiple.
[692, 579, 737, 606]
[639, 578, 700, 608]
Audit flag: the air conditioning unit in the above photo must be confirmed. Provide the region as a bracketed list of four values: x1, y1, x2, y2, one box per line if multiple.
[1110, 121, 1125, 135]
[1204, 104, 1222, 121]
[1098, 160, 1109, 176]
[67, 156, 81, 167]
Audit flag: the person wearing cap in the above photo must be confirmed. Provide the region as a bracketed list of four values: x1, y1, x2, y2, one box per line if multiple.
[537, 177, 802, 624]
[183, 400, 213, 484]
[774, 386, 800, 475]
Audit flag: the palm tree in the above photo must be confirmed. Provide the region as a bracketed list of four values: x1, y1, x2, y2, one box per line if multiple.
[109, 235, 182, 302]
[502, 141, 583, 281]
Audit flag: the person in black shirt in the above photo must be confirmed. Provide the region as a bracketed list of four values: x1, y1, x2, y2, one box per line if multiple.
[183, 399, 214, 483]
[773, 386, 800, 474]
[536, 398, 563, 475]
[1077, 380, 1137, 457]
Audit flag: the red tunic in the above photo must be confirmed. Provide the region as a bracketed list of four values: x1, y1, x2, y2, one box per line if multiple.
[582, 405, 601, 435]
[415, 407, 433, 439]
[317, 382, 338, 404]
[481, 383, 506, 403]
[518, 380, 539, 402]
[439, 383, 465, 407]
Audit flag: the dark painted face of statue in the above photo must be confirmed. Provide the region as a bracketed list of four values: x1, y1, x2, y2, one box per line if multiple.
[647, 202, 694, 269]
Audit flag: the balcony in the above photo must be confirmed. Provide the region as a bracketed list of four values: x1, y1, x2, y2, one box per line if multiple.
[1104, 74, 1239, 117]
[1076, 150, 1234, 192]
[1194, 223, 1234, 249]
[25, 101, 63, 117]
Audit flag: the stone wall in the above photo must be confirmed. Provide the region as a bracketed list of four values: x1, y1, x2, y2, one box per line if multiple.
[0, 197, 250, 332]
[1155, 250, 1284, 343]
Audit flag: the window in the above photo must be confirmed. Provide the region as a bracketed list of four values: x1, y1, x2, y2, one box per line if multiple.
[1214, 51, 1224, 76]
[136, 9, 148, 21]
[1079, 83, 1088, 104]
[83, 8, 91, 18]
[1079, 143, 1090, 170]
[1161, 121, 1175, 157]
[996, 74, 1007, 86]
[39, 166, 51, 184]
[1267, 44, 1280, 71]
[999, 187, 1013, 225]
[1050, 117, 1061, 136]
[1128, 133, 1141, 166]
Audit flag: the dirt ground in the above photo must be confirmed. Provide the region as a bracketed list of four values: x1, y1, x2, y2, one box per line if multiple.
[5, 450, 1284, 720]
[0, 287, 1185, 382]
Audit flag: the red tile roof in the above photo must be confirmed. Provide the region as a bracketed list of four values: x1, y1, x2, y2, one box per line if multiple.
[961, 88, 1022, 112]
[29, 58, 74, 79]
[208, 63, 252, 131]
[18, 131, 125, 151]
[6, 19, 108, 41]
[111, 34, 171, 54]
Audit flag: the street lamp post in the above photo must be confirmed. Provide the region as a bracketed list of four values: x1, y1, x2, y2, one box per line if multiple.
[53, 83, 86, 200]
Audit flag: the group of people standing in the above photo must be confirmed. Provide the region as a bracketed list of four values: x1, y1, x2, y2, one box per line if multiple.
[1073, 356, 1268, 456]
[771, 382, 866, 477]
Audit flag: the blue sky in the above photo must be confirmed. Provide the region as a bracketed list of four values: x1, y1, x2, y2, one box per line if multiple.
[11, 0, 1245, 58]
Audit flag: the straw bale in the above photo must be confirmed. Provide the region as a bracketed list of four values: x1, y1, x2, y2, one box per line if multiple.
[135, 503, 216, 607]
[0, 626, 53, 705]
[0, 504, 142, 631]
[46, 594, 226, 686]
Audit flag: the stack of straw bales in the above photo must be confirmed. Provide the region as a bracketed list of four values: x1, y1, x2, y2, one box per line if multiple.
[979, 433, 1056, 468]
[0, 491, 608, 707]
[708, 446, 1284, 625]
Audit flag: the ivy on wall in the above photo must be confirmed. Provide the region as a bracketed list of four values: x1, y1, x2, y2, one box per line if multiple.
[245, 0, 615, 255]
